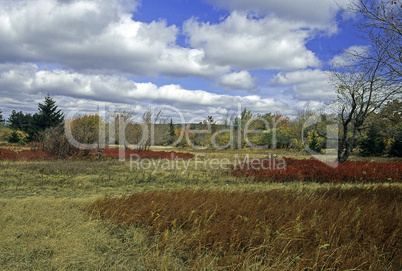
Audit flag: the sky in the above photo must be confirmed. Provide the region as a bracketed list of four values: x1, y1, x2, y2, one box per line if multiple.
[0, 0, 365, 123]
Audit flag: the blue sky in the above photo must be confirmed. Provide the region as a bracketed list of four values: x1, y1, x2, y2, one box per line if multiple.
[0, 0, 365, 122]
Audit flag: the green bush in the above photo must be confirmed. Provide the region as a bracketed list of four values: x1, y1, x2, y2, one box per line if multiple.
[7, 130, 21, 143]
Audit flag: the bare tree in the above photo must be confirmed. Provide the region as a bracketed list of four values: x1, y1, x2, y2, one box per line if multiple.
[330, 0, 402, 163]
[331, 63, 400, 162]
[137, 108, 163, 152]
[109, 108, 137, 150]
[345, 0, 402, 80]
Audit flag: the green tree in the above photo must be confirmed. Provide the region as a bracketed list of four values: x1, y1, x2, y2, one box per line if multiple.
[7, 110, 33, 133]
[359, 125, 386, 157]
[168, 118, 175, 145]
[377, 99, 402, 138]
[308, 131, 322, 154]
[7, 130, 21, 143]
[233, 108, 253, 149]
[0, 109, 4, 124]
[389, 128, 402, 157]
[30, 95, 64, 139]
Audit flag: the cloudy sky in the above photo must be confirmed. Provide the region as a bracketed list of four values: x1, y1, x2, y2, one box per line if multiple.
[0, 0, 363, 122]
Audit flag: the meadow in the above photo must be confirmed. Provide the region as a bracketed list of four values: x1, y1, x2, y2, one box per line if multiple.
[0, 145, 401, 270]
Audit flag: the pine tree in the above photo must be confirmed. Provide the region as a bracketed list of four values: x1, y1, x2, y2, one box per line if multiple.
[0, 109, 4, 124]
[359, 125, 386, 157]
[389, 129, 402, 157]
[7, 130, 21, 143]
[7, 110, 33, 133]
[29, 95, 64, 140]
[168, 118, 175, 144]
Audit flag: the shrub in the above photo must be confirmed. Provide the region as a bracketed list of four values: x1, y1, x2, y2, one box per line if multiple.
[0, 144, 194, 161]
[100, 147, 194, 160]
[232, 157, 401, 183]
[37, 126, 80, 158]
[7, 130, 21, 143]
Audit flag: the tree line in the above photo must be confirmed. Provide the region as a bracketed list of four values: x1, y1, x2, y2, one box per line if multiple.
[0, 95, 401, 159]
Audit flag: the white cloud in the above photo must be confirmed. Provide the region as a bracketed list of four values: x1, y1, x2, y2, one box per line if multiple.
[204, 0, 351, 34]
[217, 71, 257, 90]
[330, 46, 369, 67]
[184, 12, 320, 71]
[0, 64, 294, 119]
[0, 0, 350, 120]
[0, 0, 226, 77]
[270, 69, 335, 101]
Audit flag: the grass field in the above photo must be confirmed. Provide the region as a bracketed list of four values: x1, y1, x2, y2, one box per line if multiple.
[0, 146, 401, 270]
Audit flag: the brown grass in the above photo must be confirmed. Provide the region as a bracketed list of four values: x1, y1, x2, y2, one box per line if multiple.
[1, 146, 401, 270]
[88, 187, 402, 270]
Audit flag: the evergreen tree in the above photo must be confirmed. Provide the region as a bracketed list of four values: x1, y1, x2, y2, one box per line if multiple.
[29, 95, 64, 139]
[0, 109, 4, 124]
[7, 110, 33, 133]
[7, 130, 21, 143]
[168, 118, 175, 144]
[389, 129, 402, 157]
[359, 125, 386, 157]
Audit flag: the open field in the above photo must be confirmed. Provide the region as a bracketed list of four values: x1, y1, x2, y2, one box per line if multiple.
[0, 146, 401, 270]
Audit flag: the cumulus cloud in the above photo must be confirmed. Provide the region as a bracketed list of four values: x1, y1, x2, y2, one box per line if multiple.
[217, 71, 257, 90]
[0, 0, 226, 77]
[0, 0, 349, 120]
[204, 0, 351, 34]
[184, 12, 320, 71]
[0, 64, 293, 119]
[270, 69, 335, 101]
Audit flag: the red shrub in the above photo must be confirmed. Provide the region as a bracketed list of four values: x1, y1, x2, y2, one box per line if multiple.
[232, 157, 402, 183]
[0, 146, 194, 161]
[0, 148, 19, 161]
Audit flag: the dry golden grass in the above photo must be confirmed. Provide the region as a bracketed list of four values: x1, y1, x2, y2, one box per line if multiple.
[0, 146, 401, 270]
[0, 197, 201, 270]
[88, 187, 402, 270]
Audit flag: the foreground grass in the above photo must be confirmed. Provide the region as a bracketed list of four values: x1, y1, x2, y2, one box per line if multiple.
[0, 197, 181, 270]
[0, 147, 401, 270]
[89, 187, 402, 270]
[1, 187, 400, 270]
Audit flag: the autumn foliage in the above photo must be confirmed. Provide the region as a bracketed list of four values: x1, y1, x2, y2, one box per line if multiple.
[88, 187, 402, 270]
[232, 157, 402, 183]
[100, 147, 194, 160]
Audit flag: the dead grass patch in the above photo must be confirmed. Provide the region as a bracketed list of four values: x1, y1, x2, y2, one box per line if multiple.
[88, 186, 402, 270]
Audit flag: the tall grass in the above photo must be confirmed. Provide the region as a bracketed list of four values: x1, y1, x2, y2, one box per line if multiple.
[1, 147, 401, 270]
[89, 187, 402, 270]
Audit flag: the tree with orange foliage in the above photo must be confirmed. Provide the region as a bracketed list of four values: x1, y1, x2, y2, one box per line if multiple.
[70, 114, 105, 156]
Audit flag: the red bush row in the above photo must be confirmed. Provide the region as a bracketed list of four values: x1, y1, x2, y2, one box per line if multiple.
[0, 148, 53, 161]
[100, 147, 195, 160]
[0, 147, 194, 161]
[232, 157, 402, 183]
